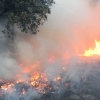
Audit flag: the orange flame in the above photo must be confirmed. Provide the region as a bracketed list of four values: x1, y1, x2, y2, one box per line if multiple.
[81, 40, 100, 57]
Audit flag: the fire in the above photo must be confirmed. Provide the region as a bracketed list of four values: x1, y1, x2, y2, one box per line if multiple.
[82, 40, 100, 57]
[2, 42, 99, 98]
[54, 76, 61, 82]
[22, 88, 26, 94]
[1, 83, 14, 91]
[0, 59, 67, 98]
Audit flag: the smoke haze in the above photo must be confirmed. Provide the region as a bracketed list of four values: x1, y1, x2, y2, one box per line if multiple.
[0, 0, 100, 100]
[0, 0, 100, 91]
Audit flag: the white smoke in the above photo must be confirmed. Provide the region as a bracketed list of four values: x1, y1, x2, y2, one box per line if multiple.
[0, 0, 100, 80]
[12, 0, 100, 81]
[0, 22, 22, 80]
[0, 0, 100, 99]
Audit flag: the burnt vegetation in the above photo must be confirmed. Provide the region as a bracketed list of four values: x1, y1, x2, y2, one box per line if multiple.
[0, 60, 100, 100]
[0, 0, 54, 37]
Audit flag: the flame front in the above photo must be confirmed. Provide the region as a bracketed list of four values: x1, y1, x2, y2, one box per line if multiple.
[1, 40, 100, 99]
[81, 40, 100, 57]
[0, 60, 67, 98]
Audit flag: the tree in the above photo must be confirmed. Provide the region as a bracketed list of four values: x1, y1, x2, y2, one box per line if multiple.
[0, 0, 54, 37]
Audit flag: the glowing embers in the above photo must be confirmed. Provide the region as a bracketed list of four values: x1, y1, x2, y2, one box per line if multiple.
[1, 83, 14, 91]
[83, 40, 100, 57]
[0, 82, 16, 95]
[30, 71, 49, 89]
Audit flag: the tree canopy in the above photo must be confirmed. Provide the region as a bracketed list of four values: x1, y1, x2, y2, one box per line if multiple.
[0, 0, 54, 37]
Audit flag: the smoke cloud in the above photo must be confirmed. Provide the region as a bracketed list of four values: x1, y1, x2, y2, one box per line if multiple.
[6, 0, 99, 83]
[0, 0, 100, 99]
[0, 0, 100, 81]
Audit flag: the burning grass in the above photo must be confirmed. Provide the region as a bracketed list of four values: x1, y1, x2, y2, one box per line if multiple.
[0, 57, 100, 100]
[0, 40, 100, 100]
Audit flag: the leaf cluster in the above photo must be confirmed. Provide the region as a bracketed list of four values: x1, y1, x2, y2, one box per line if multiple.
[0, 0, 54, 36]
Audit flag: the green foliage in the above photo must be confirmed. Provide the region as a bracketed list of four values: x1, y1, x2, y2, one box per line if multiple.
[0, 0, 54, 36]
